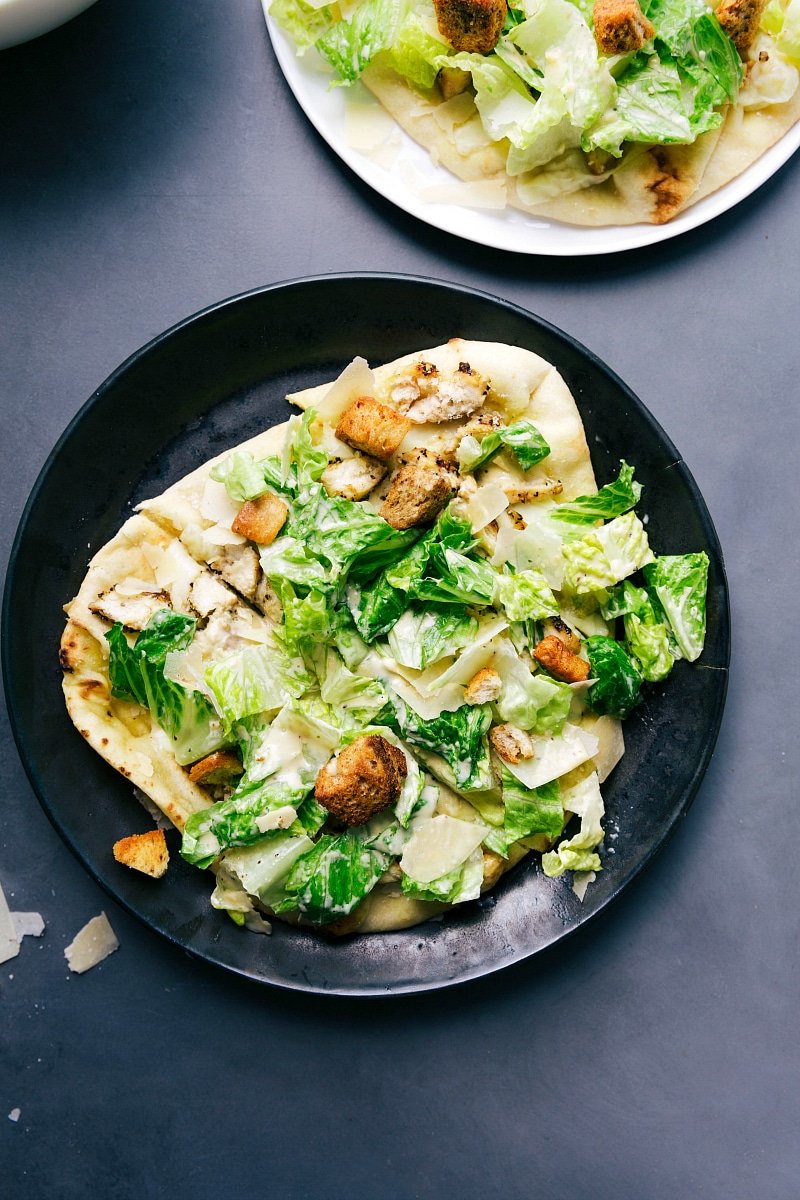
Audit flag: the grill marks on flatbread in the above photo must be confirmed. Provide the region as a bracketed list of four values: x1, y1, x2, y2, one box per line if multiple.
[61, 340, 596, 933]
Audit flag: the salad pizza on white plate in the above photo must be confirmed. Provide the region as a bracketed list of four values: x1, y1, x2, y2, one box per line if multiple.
[268, 0, 800, 232]
[61, 340, 709, 935]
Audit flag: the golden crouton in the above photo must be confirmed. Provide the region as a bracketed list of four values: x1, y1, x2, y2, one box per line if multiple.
[593, 0, 655, 54]
[716, 0, 767, 53]
[489, 723, 534, 764]
[315, 735, 408, 827]
[533, 634, 590, 683]
[464, 667, 503, 705]
[542, 615, 582, 656]
[231, 491, 288, 546]
[335, 396, 412, 462]
[113, 829, 169, 879]
[380, 460, 455, 530]
[434, 0, 507, 54]
[321, 453, 387, 501]
[481, 849, 506, 891]
[187, 749, 244, 786]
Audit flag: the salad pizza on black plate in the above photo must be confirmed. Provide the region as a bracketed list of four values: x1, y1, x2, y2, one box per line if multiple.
[61, 338, 709, 935]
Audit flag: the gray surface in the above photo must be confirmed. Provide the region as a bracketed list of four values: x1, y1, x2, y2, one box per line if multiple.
[1, 1, 797, 1196]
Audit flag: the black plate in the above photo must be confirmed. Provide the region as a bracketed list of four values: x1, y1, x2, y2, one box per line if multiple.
[3, 274, 730, 995]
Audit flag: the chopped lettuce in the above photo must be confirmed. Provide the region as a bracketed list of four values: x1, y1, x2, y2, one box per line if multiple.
[402, 846, 485, 904]
[494, 567, 559, 622]
[277, 832, 392, 922]
[605, 579, 675, 682]
[551, 461, 641, 525]
[643, 551, 709, 662]
[483, 771, 564, 857]
[457, 419, 551, 474]
[383, 695, 494, 791]
[315, 0, 408, 85]
[493, 641, 573, 734]
[585, 635, 642, 719]
[562, 511, 654, 596]
[209, 451, 276, 504]
[181, 777, 309, 868]
[205, 639, 309, 731]
[387, 605, 478, 670]
[542, 772, 605, 877]
[106, 610, 227, 766]
[222, 832, 317, 909]
[269, 0, 337, 53]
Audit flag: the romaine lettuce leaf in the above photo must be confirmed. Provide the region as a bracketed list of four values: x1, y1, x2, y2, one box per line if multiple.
[106, 610, 227, 766]
[209, 451, 275, 504]
[551, 461, 641, 525]
[269, 0, 337, 53]
[315, 0, 408, 85]
[401, 846, 485, 904]
[493, 641, 573, 734]
[643, 551, 709, 661]
[277, 831, 392, 922]
[585, 635, 642, 718]
[605, 579, 675, 681]
[181, 778, 308, 868]
[457, 419, 551, 474]
[382, 695, 494, 790]
[494, 567, 559, 622]
[205, 639, 309, 730]
[562, 511, 654, 595]
[542, 771, 604, 877]
[222, 832, 316, 909]
[410, 544, 496, 606]
[483, 770, 564, 857]
[386, 6, 448, 89]
[387, 605, 478, 670]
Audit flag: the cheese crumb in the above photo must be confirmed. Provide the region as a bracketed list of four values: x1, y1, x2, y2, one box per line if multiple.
[8, 1108, 21, 1123]
[64, 912, 119, 974]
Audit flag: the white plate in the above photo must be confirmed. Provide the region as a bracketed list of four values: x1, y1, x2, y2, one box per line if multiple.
[263, 4, 800, 256]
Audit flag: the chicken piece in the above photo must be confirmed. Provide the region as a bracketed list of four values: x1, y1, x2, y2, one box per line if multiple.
[187, 749, 244, 786]
[321, 453, 387, 501]
[231, 491, 288, 546]
[542, 615, 582, 656]
[112, 830, 169, 879]
[335, 396, 412, 462]
[209, 543, 261, 600]
[464, 667, 503, 705]
[434, 0, 507, 54]
[593, 0, 654, 54]
[188, 572, 238, 619]
[506, 509, 527, 531]
[437, 65, 472, 99]
[489, 723, 534, 765]
[504, 479, 564, 504]
[89, 585, 170, 631]
[533, 634, 591, 683]
[315, 735, 408, 826]
[380, 458, 455, 530]
[388, 360, 489, 424]
[254, 574, 282, 623]
[715, 0, 768, 54]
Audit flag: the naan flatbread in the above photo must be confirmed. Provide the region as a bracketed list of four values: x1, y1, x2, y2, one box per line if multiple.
[62, 340, 614, 934]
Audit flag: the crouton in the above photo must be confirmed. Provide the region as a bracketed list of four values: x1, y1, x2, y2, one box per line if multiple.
[315, 735, 408, 826]
[464, 667, 503, 705]
[533, 634, 590, 683]
[434, 0, 507, 54]
[231, 491, 288, 546]
[389, 360, 489, 424]
[504, 479, 563, 504]
[437, 65, 472, 99]
[481, 849, 506, 891]
[593, 0, 655, 54]
[489, 723, 534, 765]
[542, 615, 582, 656]
[210, 543, 261, 600]
[335, 396, 412, 462]
[380, 459, 455, 530]
[321, 453, 387, 501]
[187, 749, 244, 786]
[716, 0, 768, 54]
[113, 829, 169, 879]
[89, 586, 170, 631]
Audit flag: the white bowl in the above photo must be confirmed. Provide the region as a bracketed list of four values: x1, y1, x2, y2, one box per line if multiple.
[0, 0, 100, 50]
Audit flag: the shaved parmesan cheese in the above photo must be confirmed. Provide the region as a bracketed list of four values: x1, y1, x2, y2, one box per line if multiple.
[313, 357, 375, 426]
[141, 540, 201, 612]
[417, 617, 507, 695]
[465, 482, 509, 531]
[0, 883, 19, 966]
[255, 806, 297, 833]
[400, 815, 487, 884]
[114, 577, 165, 597]
[64, 913, 119, 974]
[504, 724, 599, 790]
[200, 478, 241, 527]
[203, 524, 248, 547]
[11, 913, 45, 940]
[579, 713, 625, 783]
[8, 1108, 21, 1122]
[572, 871, 596, 902]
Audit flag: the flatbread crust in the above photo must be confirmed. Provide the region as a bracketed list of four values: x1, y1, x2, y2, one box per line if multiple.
[61, 339, 597, 933]
[362, 45, 800, 227]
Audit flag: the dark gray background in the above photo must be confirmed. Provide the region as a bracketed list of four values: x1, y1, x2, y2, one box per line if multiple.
[1, 1, 797, 1197]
